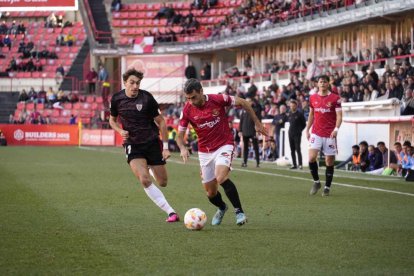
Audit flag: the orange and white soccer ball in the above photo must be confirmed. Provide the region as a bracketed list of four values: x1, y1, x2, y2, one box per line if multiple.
[184, 208, 207, 230]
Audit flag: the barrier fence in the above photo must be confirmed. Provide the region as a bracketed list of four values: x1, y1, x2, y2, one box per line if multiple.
[0, 124, 124, 146]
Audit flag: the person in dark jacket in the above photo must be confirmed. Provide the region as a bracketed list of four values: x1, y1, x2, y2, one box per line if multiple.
[287, 99, 306, 169]
[271, 104, 287, 159]
[367, 145, 383, 171]
[185, 61, 197, 79]
[359, 140, 370, 172]
[239, 97, 262, 168]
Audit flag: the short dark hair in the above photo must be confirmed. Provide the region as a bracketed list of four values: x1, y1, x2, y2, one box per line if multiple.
[122, 68, 144, 82]
[318, 75, 329, 82]
[184, 78, 202, 94]
[359, 140, 368, 147]
[377, 141, 385, 147]
[352, 145, 360, 150]
[403, 140, 412, 147]
[394, 142, 402, 147]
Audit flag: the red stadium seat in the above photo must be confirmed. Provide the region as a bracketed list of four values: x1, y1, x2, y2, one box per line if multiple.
[86, 95, 95, 103]
[63, 102, 72, 109]
[36, 103, 44, 110]
[17, 102, 25, 110]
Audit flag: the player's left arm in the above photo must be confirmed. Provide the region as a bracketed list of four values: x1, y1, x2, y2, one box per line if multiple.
[235, 96, 268, 136]
[154, 114, 171, 160]
[330, 109, 343, 139]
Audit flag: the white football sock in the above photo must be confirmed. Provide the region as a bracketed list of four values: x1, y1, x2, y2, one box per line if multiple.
[144, 183, 175, 215]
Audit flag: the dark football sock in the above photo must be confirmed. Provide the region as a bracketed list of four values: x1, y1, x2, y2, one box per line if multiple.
[309, 161, 320, 182]
[221, 179, 244, 214]
[325, 166, 334, 188]
[208, 191, 227, 210]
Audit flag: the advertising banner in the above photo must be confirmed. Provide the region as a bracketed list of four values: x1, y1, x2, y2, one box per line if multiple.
[81, 129, 115, 146]
[124, 55, 185, 78]
[0, 0, 78, 11]
[0, 124, 78, 145]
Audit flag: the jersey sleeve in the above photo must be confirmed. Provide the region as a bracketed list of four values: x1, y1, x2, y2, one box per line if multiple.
[309, 95, 314, 109]
[110, 95, 118, 117]
[335, 95, 342, 111]
[178, 109, 189, 132]
[148, 94, 161, 118]
[216, 94, 236, 107]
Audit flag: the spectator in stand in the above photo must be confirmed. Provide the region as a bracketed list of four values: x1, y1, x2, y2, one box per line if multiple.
[111, 0, 122, 12]
[18, 89, 28, 102]
[3, 34, 11, 51]
[336, 47, 344, 61]
[56, 14, 64, 28]
[6, 56, 17, 72]
[401, 88, 414, 115]
[345, 51, 357, 63]
[69, 114, 77, 125]
[98, 64, 109, 86]
[46, 87, 57, 103]
[185, 61, 197, 79]
[56, 32, 65, 46]
[389, 76, 404, 100]
[64, 32, 75, 46]
[202, 62, 211, 80]
[46, 13, 57, 28]
[55, 63, 65, 85]
[85, 68, 98, 94]
[305, 58, 321, 81]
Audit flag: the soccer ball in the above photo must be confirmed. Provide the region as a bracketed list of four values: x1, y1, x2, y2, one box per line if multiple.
[184, 208, 207, 230]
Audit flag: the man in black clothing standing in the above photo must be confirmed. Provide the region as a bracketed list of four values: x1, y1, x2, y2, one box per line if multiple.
[109, 68, 179, 223]
[271, 104, 287, 159]
[185, 61, 197, 79]
[287, 99, 306, 169]
[239, 97, 262, 168]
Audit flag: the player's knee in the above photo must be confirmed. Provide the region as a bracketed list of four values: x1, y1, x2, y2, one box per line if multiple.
[139, 176, 152, 187]
[216, 176, 227, 185]
[158, 176, 168, 187]
[206, 190, 217, 198]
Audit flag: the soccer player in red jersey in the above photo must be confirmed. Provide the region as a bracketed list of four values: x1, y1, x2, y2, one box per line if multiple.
[176, 79, 268, 226]
[306, 75, 343, 196]
[109, 69, 179, 222]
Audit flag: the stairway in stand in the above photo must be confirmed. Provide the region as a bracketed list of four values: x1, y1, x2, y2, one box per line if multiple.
[60, 40, 90, 92]
[87, 0, 113, 44]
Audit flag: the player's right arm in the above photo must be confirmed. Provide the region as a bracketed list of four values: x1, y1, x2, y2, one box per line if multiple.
[176, 130, 189, 163]
[305, 107, 314, 140]
[109, 115, 129, 141]
[176, 110, 190, 163]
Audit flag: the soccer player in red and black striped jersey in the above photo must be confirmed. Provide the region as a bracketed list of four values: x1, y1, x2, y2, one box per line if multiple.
[109, 68, 179, 222]
[176, 79, 268, 226]
[306, 75, 343, 196]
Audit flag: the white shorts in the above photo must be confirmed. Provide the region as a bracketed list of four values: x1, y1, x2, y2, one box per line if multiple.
[308, 133, 337, 156]
[198, 144, 234, 184]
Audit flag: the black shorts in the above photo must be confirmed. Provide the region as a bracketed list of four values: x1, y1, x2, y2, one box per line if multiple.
[124, 139, 166, 165]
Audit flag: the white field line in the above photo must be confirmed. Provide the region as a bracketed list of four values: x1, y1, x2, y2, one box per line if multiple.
[80, 147, 414, 197]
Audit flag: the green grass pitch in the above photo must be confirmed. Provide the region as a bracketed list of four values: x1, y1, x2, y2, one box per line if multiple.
[1, 146, 413, 275]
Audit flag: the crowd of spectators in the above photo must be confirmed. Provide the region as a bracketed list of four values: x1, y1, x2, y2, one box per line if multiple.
[148, 0, 366, 43]
[1, 13, 76, 74]
[12, 87, 80, 124]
